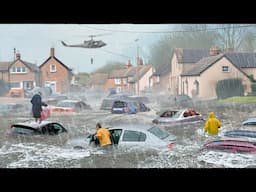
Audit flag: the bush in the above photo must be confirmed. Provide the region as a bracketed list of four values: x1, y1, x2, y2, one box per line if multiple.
[216, 78, 244, 99]
[0, 80, 8, 96]
[251, 83, 256, 93]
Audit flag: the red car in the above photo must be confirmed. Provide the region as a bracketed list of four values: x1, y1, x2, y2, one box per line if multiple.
[50, 100, 91, 113]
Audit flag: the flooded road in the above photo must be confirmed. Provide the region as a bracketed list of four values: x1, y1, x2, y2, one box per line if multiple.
[1, 97, 256, 168]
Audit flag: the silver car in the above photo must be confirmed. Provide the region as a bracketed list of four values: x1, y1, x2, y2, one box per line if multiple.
[152, 108, 204, 126]
[67, 124, 176, 150]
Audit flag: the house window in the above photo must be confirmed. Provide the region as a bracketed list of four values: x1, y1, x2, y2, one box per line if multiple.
[222, 66, 229, 73]
[115, 78, 121, 85]
[156, 76, 160, 83]
[50, 64, 56, 72]
[21, 67, 26, 73]
[23, 81, 33, 89]
[194, 80, 199, 95]
[10, 67, 27, 73]
[123, 78, 127, 84]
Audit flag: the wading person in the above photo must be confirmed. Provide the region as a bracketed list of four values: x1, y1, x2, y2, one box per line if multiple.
[95, 123, 112, 150]
[204, 112, 222, 136]
[30, 91, 47, 123]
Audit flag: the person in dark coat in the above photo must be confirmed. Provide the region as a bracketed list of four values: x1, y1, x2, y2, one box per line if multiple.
[30, 91, 47, 123]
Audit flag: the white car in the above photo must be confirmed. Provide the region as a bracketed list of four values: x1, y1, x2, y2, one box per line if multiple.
[67, 124, 176, 150]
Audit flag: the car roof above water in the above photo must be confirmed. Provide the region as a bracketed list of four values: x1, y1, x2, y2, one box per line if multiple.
[108, 123, 155, 131]
[12, 120, 56, 129]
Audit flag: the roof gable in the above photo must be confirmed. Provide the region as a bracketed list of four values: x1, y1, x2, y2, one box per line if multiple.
[9, 59, 39, 72]
[181, 54, 224, 76]
[181, 54, 250, 79]
[39, 56, 72, 71]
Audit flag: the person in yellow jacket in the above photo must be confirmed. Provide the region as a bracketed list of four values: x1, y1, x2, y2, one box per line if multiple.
[204, 112, 222, 136]
[95, 123, 112, 149]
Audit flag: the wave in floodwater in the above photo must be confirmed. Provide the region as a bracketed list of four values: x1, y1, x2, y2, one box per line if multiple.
[0, 143, 94, 168]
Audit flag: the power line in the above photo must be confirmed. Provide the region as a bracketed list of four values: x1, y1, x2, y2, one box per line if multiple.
[96, 49, 131, 59]
[84, 24, 255, 34]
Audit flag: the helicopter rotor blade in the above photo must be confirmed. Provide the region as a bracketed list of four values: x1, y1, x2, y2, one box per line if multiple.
[76, 33, 112, 38]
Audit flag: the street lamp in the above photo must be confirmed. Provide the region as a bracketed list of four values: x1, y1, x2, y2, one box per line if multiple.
[135, 39, 139, 96]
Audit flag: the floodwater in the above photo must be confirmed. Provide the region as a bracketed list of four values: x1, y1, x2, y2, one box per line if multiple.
[1, 96, 256, 168]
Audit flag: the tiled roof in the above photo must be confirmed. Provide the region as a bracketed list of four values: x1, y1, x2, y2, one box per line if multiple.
[225, 52, 256, 68]
[181, 54, 224, 76]
[174, 48, 210, 63]
[88, 73, 108, 85]
[154, 64, 171, 75]
[109, 68, 128, 78]
[22, 60, 40, 72]
[108, 65, 152, 83]
[0, 62, 12, 71]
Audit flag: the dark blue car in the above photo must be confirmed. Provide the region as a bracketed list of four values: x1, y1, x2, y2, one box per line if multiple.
[111, 100, 137, 114]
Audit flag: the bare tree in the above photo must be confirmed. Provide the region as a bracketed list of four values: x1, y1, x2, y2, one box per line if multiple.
[149, 24, 218, 70]
[216, 24, 248, 50]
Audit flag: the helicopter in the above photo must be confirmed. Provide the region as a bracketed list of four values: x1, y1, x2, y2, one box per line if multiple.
[61, 35, 107, 48]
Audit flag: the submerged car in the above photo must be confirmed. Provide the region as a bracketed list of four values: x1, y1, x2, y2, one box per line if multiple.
[152, 108, 204, 125]
[67, 124, 176, 150]
[50, 100, 92, 113]
[203, 139, 256, 153]
[242, 117, 256, 126]
[111, 100, 138, 114]
[6, 120, 68, 136]
[6, 120, 68, 144]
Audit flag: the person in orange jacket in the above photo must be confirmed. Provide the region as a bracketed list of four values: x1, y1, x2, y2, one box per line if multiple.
[95, 123, 112, 149]
[204, 112, 222, 136]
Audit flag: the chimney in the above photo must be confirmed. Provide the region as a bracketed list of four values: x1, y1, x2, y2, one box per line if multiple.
[126, 60, 133, 68]
[139, 57, 143, 65]
[16, 53, 21, 60]
[209, 46, 221, 56]
[50, 47, 55, 57]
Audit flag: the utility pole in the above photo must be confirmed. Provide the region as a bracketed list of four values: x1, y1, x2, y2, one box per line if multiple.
[135, 39, 139, 96]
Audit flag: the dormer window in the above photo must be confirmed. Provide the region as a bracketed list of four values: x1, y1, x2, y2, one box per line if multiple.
[50, 64, 56, 72]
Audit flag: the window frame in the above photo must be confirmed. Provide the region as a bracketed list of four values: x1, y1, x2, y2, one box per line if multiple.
[222, 66, 229, 73]
[50, 64, 57, 73]
[122, 130, 147, 142]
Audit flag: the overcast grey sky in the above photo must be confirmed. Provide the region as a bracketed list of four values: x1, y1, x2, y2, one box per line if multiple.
[0, 24, 173, 73]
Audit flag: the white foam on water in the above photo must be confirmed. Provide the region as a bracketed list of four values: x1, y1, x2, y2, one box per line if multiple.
[198, 150, 256, 168]
[0, 143, 91, 168]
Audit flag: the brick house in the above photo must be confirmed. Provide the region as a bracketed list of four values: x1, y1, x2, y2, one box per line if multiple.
[0, 53, 40, 90]
[106, 60, 154, 94]
[39, 48, 73, 93]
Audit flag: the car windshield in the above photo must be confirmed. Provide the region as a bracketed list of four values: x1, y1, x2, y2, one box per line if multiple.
[113, 101, 126, 108]
[148, 126, 170, 140]
[171, 110, 183, 119]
